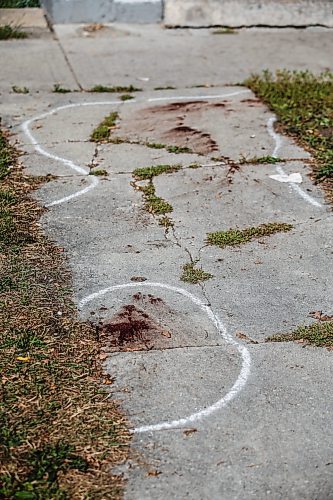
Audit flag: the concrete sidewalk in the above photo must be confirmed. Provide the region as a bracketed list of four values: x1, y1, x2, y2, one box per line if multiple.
[1, 22, 332, 500]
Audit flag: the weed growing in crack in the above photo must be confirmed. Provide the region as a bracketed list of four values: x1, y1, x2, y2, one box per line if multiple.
[166, 145, 193, 154]
[181, 262, 213, 284]
[207, 222, 293, 249]
[11, 85, 29, 94]
[239, 155, 285, 165]
[120, 94, 134, 101]
[90, 112, 119, 142]
[89, 84, 142, 93]
[267, 321, 333, 349]
[0, 24, 27, 40]
[133, 164, 181, 180]
[89, 169, 108, 176]
[53, 84, 71, 93]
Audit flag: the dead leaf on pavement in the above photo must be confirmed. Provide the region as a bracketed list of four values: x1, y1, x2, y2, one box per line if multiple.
[146, 469, 161, 477]
[309, 310, 333, 321]
[183, 428, 197, 436]
[235, 331, 259, 344]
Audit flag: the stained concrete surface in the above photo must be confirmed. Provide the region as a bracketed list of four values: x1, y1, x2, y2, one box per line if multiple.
[1, 24, 332, 500]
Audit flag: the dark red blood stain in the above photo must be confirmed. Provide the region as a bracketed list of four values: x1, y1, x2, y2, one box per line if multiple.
[100, 304, 171, 352]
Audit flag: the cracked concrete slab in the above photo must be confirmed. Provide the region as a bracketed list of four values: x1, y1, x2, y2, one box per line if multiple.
[3, 81, 333, 500]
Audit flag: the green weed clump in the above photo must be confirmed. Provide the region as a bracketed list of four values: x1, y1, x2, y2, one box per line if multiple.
[53, 84, 71, 93]
[133, 164, 181, 180]
[267, 321, 333, 348]
[0, 24, 27, 40]
[207, 222, 293, 249]
[244, 70, 333, 187]
[239, 155, 284, 165]
[181, 262, 213, 284]
[89, 84, 142, 93]
[90, 112, 119, 142]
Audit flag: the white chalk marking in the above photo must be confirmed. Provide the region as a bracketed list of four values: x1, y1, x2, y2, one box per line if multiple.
[269, 173, 303, 184]
[79, 282, 251, 434]
[21, 92, 246, 207]
[267, 117, 322, 208]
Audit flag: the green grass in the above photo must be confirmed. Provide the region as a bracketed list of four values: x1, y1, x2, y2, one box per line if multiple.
[207, 222, 293, 249]
[244, 70, 333, 186]
[90, 112, 119, 142]
[166, 145, 193, 154]
[239, 155, 284, 165]
[145, 142, 166, 150]
[267, 321, 333, 348]
[141, 183, 173, 215]
[120, 94, 134, 101]
[0, 133, 14, 180]
[11, 85, 29, 94]
[181, 262, 213, 284]
[53, 84, 71, 94]
[89, 85, 142, 93]
[154, 86, 176, 91]
[133, 164, 181, 180]
[0, 24, 27, 40]
[89, 169, 108, 176]
[0, 0, 40, 6]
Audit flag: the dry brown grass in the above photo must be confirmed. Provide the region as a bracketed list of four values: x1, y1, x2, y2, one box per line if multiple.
[0, 130, 130, 498]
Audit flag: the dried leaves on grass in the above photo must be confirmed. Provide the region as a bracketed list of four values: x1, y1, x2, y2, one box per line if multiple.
[0, 130, 129, 499]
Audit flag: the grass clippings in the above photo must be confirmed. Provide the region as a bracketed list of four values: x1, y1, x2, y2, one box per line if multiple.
[11, 86, 29, 94]
[0, 129, 129, 498]
[89, 85, 142, 93]
[133, 164, 181, 181]
[244, 70, 333, 200]
[207, 222, 293, 249]
[90, 112, 119, 142]
[181, 262, 213, 284]
[267, 321, 333, 349]
[53, 84, 72, 94]
[0, 24, 27, 40]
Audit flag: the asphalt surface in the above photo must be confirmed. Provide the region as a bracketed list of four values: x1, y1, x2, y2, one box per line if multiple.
[1, 22, 332, 500]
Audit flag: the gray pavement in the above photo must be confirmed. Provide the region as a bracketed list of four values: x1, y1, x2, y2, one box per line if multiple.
[1, 23, 332, 500]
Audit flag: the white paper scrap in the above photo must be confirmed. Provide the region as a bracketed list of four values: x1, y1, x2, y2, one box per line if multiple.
[269, 173, 303, 184]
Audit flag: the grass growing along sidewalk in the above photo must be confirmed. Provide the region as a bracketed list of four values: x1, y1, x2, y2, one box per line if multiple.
[0, 129, 129, 498]
[244, 70, 333, 201]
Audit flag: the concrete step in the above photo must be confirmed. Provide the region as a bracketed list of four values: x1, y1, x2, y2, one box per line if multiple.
[164, 0, 333, 27]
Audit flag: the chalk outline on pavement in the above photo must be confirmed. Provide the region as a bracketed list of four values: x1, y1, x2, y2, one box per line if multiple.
[20, 89, 323, 433]
[22, 92, 322, 209]
[78, 282, 251, 434]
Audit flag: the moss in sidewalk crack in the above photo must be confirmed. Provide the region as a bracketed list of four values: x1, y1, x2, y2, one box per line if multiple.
[89, 169, 108, 176]
[239, 155, 285, 165]
[89, 84, 142, 93]
[181, 262, 213, 284]
[207, 222, 293, 249]
[90, 112, 119, 142]
[53, 84, 71, 93]
[133, 164, 181, 180]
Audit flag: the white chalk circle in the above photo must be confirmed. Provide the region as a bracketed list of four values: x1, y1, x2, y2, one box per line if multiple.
[79, 282, 251, 434]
